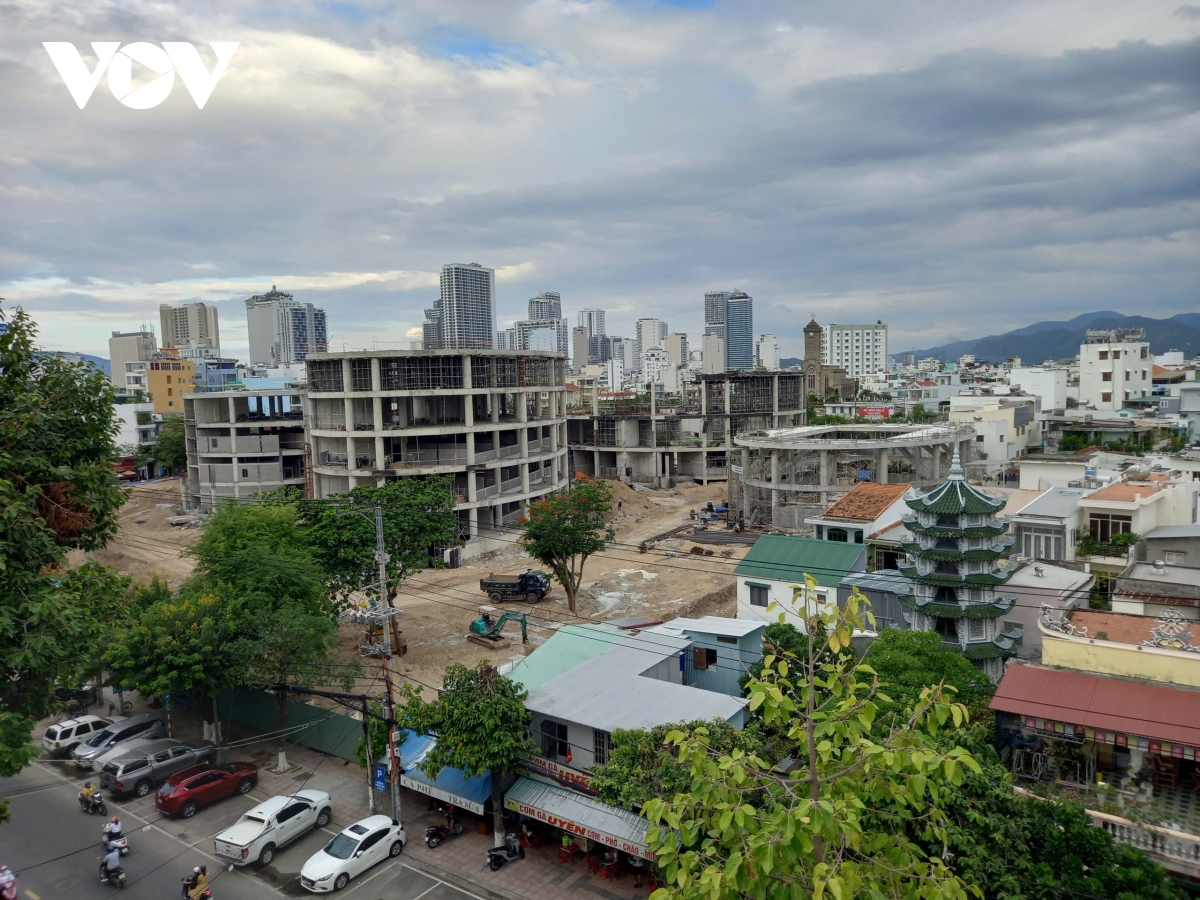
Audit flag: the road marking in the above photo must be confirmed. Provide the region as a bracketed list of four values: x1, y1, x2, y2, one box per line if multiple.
[400, 863, 488, 900]
[24, 890, 40, 900]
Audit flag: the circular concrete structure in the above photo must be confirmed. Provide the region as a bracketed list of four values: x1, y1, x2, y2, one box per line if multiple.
[731, 422, 977, 528]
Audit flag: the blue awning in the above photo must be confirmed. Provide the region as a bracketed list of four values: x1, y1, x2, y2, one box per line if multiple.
[397, 731, 491, 815]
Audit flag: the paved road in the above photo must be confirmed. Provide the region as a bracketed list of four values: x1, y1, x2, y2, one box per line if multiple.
[0, 761, 480, 900]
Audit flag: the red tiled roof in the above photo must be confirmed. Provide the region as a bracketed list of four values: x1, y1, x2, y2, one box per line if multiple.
[821, 482, 912, 522]
[1066, 610, 1155, 645]
[916, 380, 938, 387]
[990, 663, 1200, 746]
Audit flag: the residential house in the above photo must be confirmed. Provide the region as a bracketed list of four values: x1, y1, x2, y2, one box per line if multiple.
[734, 535, 866, 631]
[948, 396, 1038, 468]
[1112, 560, 1200, 621]
[1009, 487, 1087, 562]
[805, 481, 913, 545]
[1078, 477, 1199, 555]
[1140, 524, 1200, 567]
[1003, 562, 1093, 661]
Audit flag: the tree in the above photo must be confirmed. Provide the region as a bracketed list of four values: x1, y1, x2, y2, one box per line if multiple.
[301, 476, 460, 609]
[399, 662, 535, 846]
[863, 630, 995, 733]
[643, 579, 982, 900]
[591, 720, 764, 812]
[153, 415, 187, 473]
[520, 479, 615, 613]
[106, 586, 249, 743]
[0, 303, 129, 808]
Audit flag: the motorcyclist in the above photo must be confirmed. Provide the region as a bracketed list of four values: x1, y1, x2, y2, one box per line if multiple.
[81, 781, 102, 813]
[181, 866, 200, 898]
[99, 844, 121, 882]
[0, 865, 16, 900]
[103, 815, 123, 841]
[186, 866, 209, 900]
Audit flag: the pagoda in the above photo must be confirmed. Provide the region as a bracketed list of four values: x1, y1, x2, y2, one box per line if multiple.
[897, 451, 1022, 682]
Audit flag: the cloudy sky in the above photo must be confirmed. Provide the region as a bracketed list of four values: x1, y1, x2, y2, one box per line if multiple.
[2, 0, 1198, 362]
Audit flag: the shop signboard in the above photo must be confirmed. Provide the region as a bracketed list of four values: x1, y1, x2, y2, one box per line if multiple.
[522, 755, 596, 794]
[504, 796, 652, 860]
[399, 773, 485, 815]
[858, 405, 891, 419]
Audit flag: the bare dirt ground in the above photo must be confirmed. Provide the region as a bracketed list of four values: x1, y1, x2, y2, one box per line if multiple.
[68, 479, 199, 587]
[75, 479, 745, 697]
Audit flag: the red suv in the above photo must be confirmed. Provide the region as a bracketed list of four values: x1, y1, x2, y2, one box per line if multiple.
[155, 763, 258, 818]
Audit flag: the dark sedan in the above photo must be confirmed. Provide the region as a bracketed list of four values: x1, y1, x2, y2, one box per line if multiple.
[155, 763, 258, 818]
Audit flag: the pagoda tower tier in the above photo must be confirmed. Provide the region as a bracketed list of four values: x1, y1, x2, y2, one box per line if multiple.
[897, 450, 1022, 682]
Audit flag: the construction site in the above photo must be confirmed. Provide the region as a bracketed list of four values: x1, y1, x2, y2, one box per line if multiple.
[567, 370, 807, 487]
[729, 422, 978, 530]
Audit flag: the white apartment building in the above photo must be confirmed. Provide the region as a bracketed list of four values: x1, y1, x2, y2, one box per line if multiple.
[820, 322, 888, 379]
[634, 318, 664, 370]
[246, 286, 328, 366]
[701, 333, 725, 375]
[1078, 328, 1151, 413]
[1008, 367, 1068, 414]
[423, 263, 497, 350]
[577, 308, 606, 337]
[641, 348, 672, 386]
[755, 334, 779, 370]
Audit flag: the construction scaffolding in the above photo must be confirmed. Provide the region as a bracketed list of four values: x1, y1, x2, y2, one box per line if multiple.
[729, 423, 977, 530]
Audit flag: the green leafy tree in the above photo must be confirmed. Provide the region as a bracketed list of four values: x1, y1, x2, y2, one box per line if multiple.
[187, 500, 330, 614]
[863, 630, 995, 734]
[643, 578, 982, 900]
[591, 720, 764, 812]
[399, 662, 535, 846]
[301, 476, 460, 609]
[520, 479, 615, 613]
[153, 414, 187, 473]
[0, 303, 129, 808]
[106, 586, 249, 743]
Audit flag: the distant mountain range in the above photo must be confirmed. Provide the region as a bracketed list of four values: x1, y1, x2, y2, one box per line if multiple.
[902, 311, 1200, 363]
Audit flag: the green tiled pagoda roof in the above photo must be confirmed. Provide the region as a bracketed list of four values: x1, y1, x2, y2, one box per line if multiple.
[906, 477, 1005, 517]
[899, 544, 1009, 562]
[905, 520, 1007, 539]
[896, 593, 1017, 619]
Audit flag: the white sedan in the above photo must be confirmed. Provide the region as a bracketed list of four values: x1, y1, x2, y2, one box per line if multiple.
[299, 815, 406, 892]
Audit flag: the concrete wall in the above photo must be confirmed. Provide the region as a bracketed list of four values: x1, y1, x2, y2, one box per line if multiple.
[1040, 630, 1200, 688]
[736, 577, 837, 633]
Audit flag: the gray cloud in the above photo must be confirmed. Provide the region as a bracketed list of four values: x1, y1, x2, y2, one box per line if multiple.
[1, 0, 1198, 361]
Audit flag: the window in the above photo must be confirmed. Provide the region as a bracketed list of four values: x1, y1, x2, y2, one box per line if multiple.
[540, 719, 569, 760]
[1089, 513, 1132, 542]
[170, 745, 191, 758]
[935, 617, 958, 640]
[278, 802, 307, 823]
[153, 749, 172, 762]
[827, 527, 849, 542]
[1102, 371, 1112, 382]
[748, 584, 769, 607]
[167, 388, 173, 396]
[1101, 392, 1112, 403]
[166, 375, 172, 384]
[1141, 347, 1148, 359]
[210, 437, 218, 448]
[358, 830, 385, 852]
[593, 729, 612, 766]
[968, 619, 985, 640]
[1125, 371, 1130, 381]
[693, 646, 718, 670]
[1164, 551, 1185, 565]
[717, 635, 738, 645]
[241, 468, 248, 477]
[976, 435, 984, 442]
[1099, 351, 1109, 360]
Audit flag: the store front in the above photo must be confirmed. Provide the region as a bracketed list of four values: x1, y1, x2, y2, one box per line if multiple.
[504, 776, 653, 860]
[396, 731, 491, 815]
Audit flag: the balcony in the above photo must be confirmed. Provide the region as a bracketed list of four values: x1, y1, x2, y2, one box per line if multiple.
[476, 483, 499, 500]
[501, 476, 523, 494]
[1090, 810, 1200, 879]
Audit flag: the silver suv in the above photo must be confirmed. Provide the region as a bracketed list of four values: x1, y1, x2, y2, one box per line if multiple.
[71, 714, 165, 769]
[100, 739, 218, 797]
[42, 715, 114, 756]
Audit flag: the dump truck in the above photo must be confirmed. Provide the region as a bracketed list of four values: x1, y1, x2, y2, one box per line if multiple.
[479, 570, 551, 604]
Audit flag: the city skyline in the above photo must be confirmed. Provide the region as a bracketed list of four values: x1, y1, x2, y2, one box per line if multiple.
[4, 5, 1195, 364]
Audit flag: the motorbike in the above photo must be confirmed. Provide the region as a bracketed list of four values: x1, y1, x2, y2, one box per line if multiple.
[424, 806, 464, 849]
[98, 860, 125, 889]
[486, 832, 525, 871]
[79, 792, 108, 816]
[0, 866, 17, 900]
[103, 828, 129, 856]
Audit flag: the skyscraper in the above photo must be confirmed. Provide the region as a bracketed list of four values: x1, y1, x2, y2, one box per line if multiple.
[634, 318, 664, 371]
[528, 292, 562, 321]
[664, 333, 689, 368]
[577, 308, 606, 338]
[245, 286, 328, 366]
[725, 291, 753, 369]
[704, 290, 732, 370]
[426, 263, 496, 349]
[159, 301, 220, 354]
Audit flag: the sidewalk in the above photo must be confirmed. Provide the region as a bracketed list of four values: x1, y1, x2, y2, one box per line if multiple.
[36, 688, 655, 900]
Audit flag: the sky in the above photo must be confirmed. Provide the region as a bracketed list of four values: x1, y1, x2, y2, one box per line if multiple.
[2, 0, 1198, 363]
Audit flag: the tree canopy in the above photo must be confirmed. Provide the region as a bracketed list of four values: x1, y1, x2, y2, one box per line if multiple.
[153, 415, 187, 473]
[0, 303, 130, 816]
[400, 662, 534, 845]
[300, 476, 460, 609]
[520, 479, 616, 612]
[644, 580, 982, 900]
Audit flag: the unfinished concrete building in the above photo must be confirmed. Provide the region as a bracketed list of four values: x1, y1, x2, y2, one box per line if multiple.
[567, 371, 806, 487]
[730, 422, 977, 530]
[305, 350, 568, 547]
[183, 388, 308, 508]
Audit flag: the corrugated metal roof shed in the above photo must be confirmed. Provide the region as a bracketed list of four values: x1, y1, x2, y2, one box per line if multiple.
[839, 570, 913, 597]
[505, 777, 649, 849]
[502, 624, 627, 692]
[990, 663, 1200, 746]
[659, 616, 765, 638]
[734, 535, 865, 587]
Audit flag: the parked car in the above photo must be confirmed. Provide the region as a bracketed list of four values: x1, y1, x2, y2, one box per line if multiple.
[42, 715, 114, 757]
[71, 714, 165, 769]
[300, 815, 405, 892]
[99, 739, 218, 797]
[155, 763, 258, 818]
[214, 790, 333, 867]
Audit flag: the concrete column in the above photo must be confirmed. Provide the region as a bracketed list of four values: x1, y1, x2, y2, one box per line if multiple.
[468, 507, 479, 538]
[593, 450, 600, 477]
[772, 373, 780, 426]
[819, 449, 831, 506]
[227, 398, 237, 454]
[876, 448, 889, 484]
[518, 391, 529, 424]
[466, 431, 476, 466]
[741, 447, 751, 525]
[490, 395, 499, 424]
[468, 470, 478, 503]
[770, 450, 780, 518]
[370, 357, 381, 392]
[462, 354, 473, 391]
